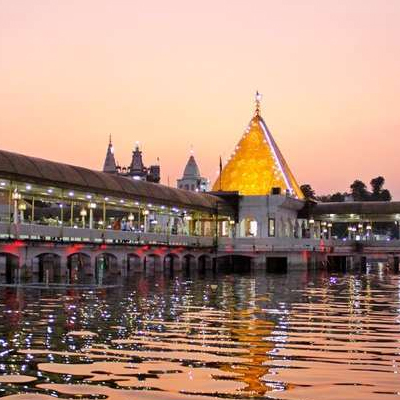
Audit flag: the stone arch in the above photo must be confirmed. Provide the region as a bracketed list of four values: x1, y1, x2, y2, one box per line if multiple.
[95, 252, 118, 273]
[94, 252, 119, 283]
[144, 253, 162, 271]
[198, 254, 212, 271]
[33, 252, 62, 283]
[0, 252, 19, 284]
[182, 253, 197, 270]
[216, 254, 252, 272]
[127, 253, 143, 274]
[67, 252, 91, 283]
[164, 253, 180, 271]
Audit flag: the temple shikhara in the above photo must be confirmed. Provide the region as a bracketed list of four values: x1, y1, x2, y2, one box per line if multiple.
[213, 92, 303, 199]
[177, 152, 209, 192]
[103, 136, 160, 183]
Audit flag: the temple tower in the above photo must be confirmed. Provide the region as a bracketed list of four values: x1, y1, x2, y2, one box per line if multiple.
[129, 142, 147, 180]
[177, 152, 209, 192]
[103, 135, 117, 174]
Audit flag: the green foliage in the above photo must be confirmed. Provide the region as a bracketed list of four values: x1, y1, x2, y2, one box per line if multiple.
[302, 176, 392, 203]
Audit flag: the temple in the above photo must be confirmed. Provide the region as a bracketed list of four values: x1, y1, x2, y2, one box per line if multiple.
[177, 152, 209, 192]
[102, 138, 160, 183]
[212, 92, 303, 199]
[103, 135, 117, 174]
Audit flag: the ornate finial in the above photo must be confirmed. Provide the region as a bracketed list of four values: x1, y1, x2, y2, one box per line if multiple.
[255, 91, 262, 116]
[190, 144, 194, 155]
[109, 133, 112, 145]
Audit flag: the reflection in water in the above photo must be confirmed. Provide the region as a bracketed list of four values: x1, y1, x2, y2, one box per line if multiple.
[0, 269, 400, 399]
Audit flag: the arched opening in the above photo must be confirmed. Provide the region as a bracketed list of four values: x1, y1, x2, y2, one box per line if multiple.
[34, 253, 61, 284]
[67, 253, 90, 284]
[198, 254, 212, 272]
[216, 255, 252, 272]
[164, 253, 180, 271]
[144, 254, 162, 272]
[127, 253, 142, 274]
[266, 257, 288, 273]
[240, 217, 258, 237]
[95, 253, 118, 283]
[0, 253, 19, 284]
[183, 254, 196, 271]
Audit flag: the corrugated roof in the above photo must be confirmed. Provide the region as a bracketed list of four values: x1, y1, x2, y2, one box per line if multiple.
[311, 201, 400, 215]
[0, 149, 229, 213]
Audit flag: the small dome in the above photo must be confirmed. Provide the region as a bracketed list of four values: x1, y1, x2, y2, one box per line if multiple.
[183, 155, 201, 178]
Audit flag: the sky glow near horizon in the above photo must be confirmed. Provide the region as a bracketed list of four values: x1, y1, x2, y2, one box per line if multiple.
[0, 0, 399, 198]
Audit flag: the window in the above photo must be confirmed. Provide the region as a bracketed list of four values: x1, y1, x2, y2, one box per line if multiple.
[268, 218, 275, 237]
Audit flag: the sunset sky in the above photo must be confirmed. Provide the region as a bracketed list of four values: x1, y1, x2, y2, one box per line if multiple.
[0, 0, 399, 198]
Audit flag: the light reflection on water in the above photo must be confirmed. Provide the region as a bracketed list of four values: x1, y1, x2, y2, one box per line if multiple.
[0, 268, 400, 399]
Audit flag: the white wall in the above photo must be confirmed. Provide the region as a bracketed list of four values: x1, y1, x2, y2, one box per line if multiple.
[238, 194, 305, 238]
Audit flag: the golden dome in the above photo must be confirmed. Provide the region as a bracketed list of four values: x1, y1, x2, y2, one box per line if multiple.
[212, 96, 303, 199]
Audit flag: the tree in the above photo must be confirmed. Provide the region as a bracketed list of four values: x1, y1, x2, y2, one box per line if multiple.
[370, 176, 391, 201]
[330, 192, 346, 202]
[370, 176, 385, 195]
[350, 180, 369, 201]
[300, 184, 316, 200]
[379, 189, 392, 201]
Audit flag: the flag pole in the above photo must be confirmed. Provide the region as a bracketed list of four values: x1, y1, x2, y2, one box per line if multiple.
[219, 156, 222, 191]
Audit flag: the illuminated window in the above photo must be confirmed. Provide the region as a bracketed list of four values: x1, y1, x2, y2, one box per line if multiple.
[268, 218, 275, 237]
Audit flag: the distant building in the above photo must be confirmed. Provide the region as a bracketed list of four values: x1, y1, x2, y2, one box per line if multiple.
[102, 136, 160, 183]
[177, 153, 209, 192]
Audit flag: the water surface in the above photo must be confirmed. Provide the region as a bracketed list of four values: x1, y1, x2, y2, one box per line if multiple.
[0, 267, 399, 400]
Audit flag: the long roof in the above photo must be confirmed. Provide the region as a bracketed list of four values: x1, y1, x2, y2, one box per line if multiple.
[309, 201, 400, 216]
[0, 149, 227, 213]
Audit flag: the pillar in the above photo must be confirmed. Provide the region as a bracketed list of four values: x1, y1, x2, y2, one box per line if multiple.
[87, 256, 96, 276]
[173, 257, 182, 271]
[251, 255, 265, 270]
[60, 256, 68, 277]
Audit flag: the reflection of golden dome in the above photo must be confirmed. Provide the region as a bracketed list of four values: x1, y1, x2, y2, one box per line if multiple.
[212, 104, 303, 198]
[221, 309, 275, 396]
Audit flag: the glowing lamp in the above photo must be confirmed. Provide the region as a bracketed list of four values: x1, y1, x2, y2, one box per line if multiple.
[12, 191, 21, 201]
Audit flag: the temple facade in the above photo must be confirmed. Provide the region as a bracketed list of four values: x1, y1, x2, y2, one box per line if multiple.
[103, 137, 160, 183]
[177, 153, 209, 192]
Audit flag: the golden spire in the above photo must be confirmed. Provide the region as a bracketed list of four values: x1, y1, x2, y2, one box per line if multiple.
[212, 94, 304, 198]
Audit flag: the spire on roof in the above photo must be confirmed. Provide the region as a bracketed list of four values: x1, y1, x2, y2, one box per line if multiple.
[255, 91, 262, 116]
[212, 94, 303, 198]
[130, 141, 146, 177]
[177, 150, 209, 191]
[103, 134, 117, 174]
[183, 154, 200, 178]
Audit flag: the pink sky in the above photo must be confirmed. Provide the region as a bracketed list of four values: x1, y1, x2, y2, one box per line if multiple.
[1, 0, 399, 198]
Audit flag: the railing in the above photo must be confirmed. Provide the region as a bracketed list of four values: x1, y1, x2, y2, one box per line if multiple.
[0, 222, 214, 247]
[218, 237, 331, 252]
[1, 222, 399, 252]
[218, 237, 400, 253]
